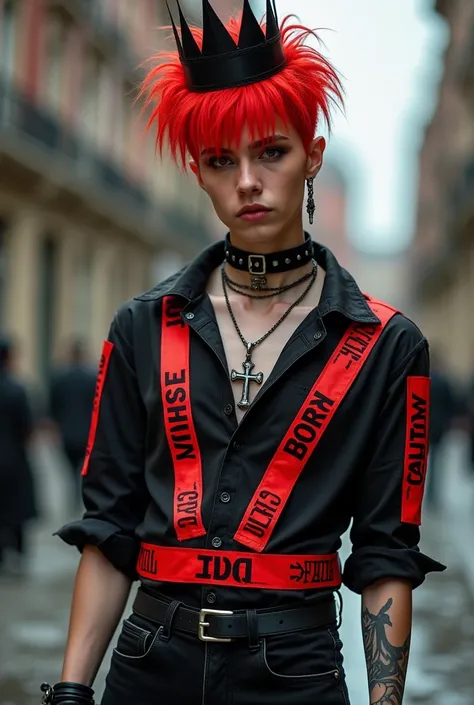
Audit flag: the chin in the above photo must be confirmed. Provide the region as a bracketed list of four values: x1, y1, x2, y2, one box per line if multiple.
[231, 220, 285, 250]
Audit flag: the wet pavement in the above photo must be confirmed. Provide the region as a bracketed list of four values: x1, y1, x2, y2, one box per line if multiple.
[0, 434, 473, 705]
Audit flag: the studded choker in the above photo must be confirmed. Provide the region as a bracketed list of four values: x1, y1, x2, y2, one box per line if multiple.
[224, 234, 314, 290]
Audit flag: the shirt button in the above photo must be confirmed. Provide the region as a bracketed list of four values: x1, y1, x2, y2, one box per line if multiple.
[233, 441, 241, 451]
[220, 492, 231, 503]
[211, 536, 222, 548]
[185, 312, 195, 320]
[314, 331, 323, 340]
[207, 592, 217, 605]
[224, 404, 233, 416]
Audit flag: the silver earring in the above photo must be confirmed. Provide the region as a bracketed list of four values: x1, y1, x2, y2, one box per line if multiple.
[306, 178, 315, 225]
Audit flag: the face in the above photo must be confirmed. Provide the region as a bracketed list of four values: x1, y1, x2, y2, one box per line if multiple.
[191, 118, 325, 251]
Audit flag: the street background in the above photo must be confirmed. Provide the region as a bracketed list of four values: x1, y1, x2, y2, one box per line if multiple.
[1, 0, 474, 703]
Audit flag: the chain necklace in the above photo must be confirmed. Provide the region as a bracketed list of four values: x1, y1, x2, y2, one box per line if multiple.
[221, 261, 317, 409]
[222, 262, 316, 300]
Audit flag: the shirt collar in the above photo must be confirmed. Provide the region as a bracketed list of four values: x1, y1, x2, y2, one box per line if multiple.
[136, 238, 379, 324]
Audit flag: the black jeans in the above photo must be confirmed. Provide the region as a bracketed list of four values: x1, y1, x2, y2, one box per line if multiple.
[101, 610, 351, 705]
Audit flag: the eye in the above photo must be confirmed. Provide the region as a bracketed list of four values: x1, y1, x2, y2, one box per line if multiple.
[259, 147, 286, 160]
[208, 155, 233, 169]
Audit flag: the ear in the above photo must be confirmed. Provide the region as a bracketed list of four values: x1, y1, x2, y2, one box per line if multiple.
[305, 137, 326, 180]
[189, 160, 206, 190]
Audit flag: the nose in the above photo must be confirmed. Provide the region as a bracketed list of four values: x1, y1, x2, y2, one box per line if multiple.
[236, 160, 262, 196]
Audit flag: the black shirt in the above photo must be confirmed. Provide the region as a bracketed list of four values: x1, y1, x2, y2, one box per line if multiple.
[58, 241, 445, 609]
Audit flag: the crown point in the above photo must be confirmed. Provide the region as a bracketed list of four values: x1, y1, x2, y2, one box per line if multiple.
[176, 0, 201, 58]
[201, 0, 236, 56]
[166, 1, 183, 55]
[265, 0, 279, 39]
[238, 0, 265, 49]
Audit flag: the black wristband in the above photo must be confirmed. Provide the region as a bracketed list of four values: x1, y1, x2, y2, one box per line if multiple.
[41, 682, 95, 704]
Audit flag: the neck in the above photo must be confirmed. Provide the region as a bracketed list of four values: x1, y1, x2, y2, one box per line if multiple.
[224, 260, 313, 291]
[228, 225, 306, 255]
[224, 228, 313, 292]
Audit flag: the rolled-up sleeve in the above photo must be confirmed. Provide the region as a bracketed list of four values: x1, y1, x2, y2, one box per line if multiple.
[343, 333, 446, 594]
[56, 305, 148, 579]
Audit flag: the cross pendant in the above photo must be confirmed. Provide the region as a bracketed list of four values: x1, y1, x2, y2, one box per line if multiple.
[230, 343, 264, 409]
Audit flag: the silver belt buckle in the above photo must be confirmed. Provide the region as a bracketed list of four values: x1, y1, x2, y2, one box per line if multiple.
[198, 608, 234, 642]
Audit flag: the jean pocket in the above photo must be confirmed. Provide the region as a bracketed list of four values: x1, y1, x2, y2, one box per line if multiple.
[113, 617, 160, 662]
[258, 627, 341, 682]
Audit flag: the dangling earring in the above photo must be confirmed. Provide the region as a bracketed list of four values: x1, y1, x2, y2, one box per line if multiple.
[306, 177, 315, 225]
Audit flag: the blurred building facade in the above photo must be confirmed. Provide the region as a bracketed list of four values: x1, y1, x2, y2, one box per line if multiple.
[311, 161, 354, 270]
[413, 0, 474, 380]
[0, 0, 213, 383]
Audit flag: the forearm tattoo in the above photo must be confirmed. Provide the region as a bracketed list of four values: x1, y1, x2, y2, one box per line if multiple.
[362, 598, 410, 705]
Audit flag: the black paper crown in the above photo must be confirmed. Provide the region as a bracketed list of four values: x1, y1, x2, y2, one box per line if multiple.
[167, 0, 286, 92]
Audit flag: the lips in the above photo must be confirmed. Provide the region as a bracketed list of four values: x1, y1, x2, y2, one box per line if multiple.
[237, 204, 271, 217]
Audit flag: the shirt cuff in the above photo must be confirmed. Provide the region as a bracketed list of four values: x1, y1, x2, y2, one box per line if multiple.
[54, 518, 140, 579]
[342, 545, 446, 594]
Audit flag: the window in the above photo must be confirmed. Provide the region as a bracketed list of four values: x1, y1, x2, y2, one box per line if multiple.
[1, 0, 18, 80]
[75, 245, 93, 339]
[44, 11, 68, 113]
[114, 90, 132, 166]
[81, 51, 101, 143]
[37, 236, 58, 383]
[96, 62, 113, 152]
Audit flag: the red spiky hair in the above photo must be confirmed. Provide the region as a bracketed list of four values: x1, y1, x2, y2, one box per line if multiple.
[141, 13, 344, 169]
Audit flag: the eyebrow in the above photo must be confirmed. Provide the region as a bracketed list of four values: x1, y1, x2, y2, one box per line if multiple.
[200, 134, 289, 157]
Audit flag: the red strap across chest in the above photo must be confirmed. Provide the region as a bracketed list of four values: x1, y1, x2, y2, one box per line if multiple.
[161, 295, 397, 548]
[234, 299, 397, 550]
[161, 297, 206, 540]
[81, 340, 114, 477]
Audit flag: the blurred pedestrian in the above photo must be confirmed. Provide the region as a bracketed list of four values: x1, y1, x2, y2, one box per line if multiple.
[0, 334, 37, 576]
[427, 347, 456, 510]
[48, 339, 97, 511]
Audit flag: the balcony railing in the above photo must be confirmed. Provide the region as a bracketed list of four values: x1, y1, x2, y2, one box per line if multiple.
[0, 76, 209, 249]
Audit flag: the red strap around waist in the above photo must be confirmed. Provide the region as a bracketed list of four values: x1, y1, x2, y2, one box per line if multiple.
[137, 544, 341, 591]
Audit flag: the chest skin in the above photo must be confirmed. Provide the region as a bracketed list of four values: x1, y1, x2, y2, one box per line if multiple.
[206, 265, 326, 423]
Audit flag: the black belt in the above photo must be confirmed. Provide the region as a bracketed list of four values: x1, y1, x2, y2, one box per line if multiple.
[133, 588, 336, 643]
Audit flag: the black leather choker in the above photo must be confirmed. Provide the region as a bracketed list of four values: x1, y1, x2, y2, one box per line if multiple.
[224, 234, 314, 290]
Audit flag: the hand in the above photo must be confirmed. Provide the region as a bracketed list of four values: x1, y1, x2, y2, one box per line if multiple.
[41, 682, 95, 704]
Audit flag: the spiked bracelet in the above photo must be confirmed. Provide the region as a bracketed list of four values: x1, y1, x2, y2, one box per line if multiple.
[40, 682, 95, 705]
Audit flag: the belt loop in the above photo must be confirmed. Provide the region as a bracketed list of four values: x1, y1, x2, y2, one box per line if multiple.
[159, 600, 181, 642]
[246, 609, 260, 652]
[335, 590, 343, 630]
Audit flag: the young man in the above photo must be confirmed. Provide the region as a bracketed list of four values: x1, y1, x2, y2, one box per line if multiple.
[41, 2, 445, 704]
